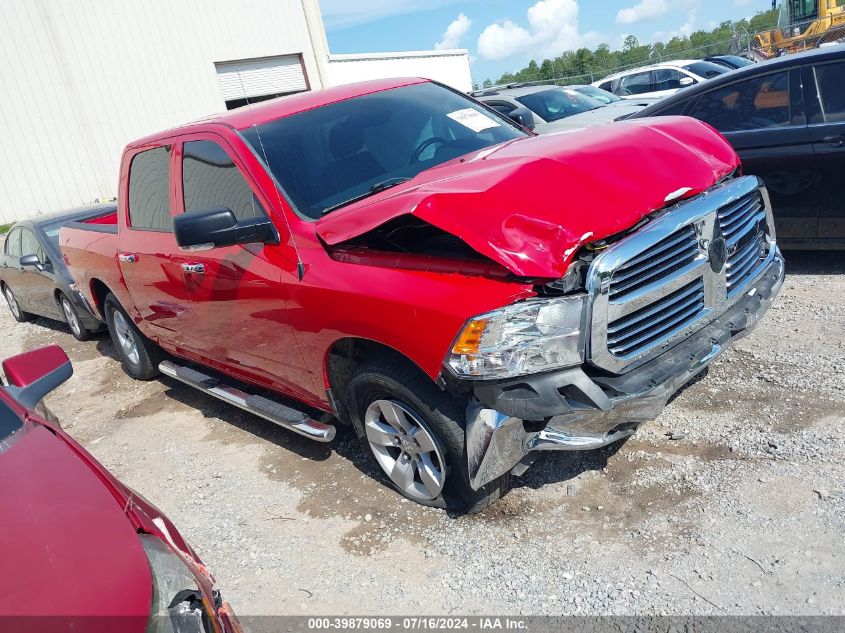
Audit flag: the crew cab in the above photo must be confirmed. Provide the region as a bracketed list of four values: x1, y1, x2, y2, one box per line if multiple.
[61, 78, 784, 512]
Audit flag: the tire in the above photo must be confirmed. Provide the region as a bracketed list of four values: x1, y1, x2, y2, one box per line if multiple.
[59, 293, 92, 341]
[347, 356, 510, 514]
[103, 293, 163, 380]
[3, 284, 34, 323]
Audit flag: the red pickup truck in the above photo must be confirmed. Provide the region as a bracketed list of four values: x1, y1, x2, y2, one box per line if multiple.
[61, 78, 784, 512]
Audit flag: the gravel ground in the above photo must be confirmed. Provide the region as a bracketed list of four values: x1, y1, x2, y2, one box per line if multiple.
[1, 252, 842, 617]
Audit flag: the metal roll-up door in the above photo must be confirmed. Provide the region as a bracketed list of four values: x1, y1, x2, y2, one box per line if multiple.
[215, 55, 308, 104]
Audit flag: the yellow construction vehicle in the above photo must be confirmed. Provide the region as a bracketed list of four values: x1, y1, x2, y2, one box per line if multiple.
[754, 0, 845, 58]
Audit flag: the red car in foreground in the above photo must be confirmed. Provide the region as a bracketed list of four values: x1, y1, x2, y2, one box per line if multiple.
[60, 78, 784, 512]
[0, 346, 240, 633]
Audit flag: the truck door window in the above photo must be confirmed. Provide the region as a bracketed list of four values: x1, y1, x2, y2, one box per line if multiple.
[689, 71, 790, 132]
[5, 228, 21, 257]
[813, 62, 845, 123]
[182, 140, 266, 222]
[128, 146, 172, 231]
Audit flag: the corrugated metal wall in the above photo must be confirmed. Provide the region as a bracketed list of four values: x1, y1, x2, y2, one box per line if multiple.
[0, 0, 329, 224]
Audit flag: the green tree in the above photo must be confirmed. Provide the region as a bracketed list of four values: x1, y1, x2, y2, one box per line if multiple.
[493, 6, 780, 86]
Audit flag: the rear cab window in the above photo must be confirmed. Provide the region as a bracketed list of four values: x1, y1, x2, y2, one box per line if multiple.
[128, 146, 172, 231]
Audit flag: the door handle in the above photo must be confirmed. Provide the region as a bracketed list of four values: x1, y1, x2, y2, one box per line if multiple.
[181, 263, 205, 275]
[823, 135, 845, 147]
[118, 253, 138, 263]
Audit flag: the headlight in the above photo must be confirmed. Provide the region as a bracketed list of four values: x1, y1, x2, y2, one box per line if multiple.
[141, 534, 218, 633]
[446, 296, 585, 379]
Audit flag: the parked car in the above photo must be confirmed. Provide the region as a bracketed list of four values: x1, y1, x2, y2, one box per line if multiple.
[704, 54, 756, 70]
[593, 60, 730, 99]
[1, 204, 115, 339]
[476, 85, 649, 132]
[0, 345, 241, 632]
[566, 83, 660, 107]
[61, 78, 784, 512]
[631, 45, 845, 247]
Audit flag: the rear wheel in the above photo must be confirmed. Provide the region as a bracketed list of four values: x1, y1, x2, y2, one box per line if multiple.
[104, 293, 163, 379]
[3, 285, 34, 323]
[348, 357, 510, 513]
[60, 293, 92, 341]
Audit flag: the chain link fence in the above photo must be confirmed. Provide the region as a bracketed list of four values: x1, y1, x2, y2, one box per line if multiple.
[479, 18, 845, 91]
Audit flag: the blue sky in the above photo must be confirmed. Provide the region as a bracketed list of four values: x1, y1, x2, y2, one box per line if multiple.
[318, 0, 771, 83]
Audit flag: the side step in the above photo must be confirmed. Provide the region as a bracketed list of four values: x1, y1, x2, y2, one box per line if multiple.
[159, 361, 336, 442]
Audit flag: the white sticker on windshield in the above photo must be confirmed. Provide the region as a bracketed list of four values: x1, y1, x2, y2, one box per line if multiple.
[447, 108, 500, 133]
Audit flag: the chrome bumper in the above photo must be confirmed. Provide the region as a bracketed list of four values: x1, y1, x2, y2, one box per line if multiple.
[465, 250, 784, 490]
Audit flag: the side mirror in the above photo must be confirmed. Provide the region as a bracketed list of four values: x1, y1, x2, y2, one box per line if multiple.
[509, 106, 536, 131]
[20, 254, 44, 271]
[679, 77, 695, 87]
[2, 345, 72, 409]
[173, 207, 279, 250]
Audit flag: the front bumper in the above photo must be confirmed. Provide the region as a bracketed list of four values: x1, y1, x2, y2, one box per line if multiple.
[465, 250, 784, 490]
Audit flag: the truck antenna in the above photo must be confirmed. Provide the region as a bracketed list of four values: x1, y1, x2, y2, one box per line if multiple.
[235, 70, 306, 281]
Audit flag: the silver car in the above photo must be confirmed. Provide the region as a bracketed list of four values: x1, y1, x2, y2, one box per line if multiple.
[476, 84, 650, 133]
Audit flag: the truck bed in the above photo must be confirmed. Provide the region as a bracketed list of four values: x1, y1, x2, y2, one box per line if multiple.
[60, 215, 121, 320]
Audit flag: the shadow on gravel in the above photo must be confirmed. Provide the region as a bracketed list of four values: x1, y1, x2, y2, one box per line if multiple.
[156, 373, 341, 463]
[783, 251, 845, 275]
[513, 437, 628, 493]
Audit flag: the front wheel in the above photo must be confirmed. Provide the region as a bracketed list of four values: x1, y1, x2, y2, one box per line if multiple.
[104, 293, 163, 380]
[60, 294, 92, 341]
[4, 285, 34, 323]
[348, 357, 510, 513]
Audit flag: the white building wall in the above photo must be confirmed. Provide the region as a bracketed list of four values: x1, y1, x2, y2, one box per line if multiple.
[0, 0, 330, 224]
[328, 50, 473, 94]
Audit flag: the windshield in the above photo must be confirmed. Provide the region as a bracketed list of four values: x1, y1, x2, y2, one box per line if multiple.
[241, 82, 526, 219]
[515, 88, 604, 122]
[682, 61, 729, 79]
[573, 85, 621, 104]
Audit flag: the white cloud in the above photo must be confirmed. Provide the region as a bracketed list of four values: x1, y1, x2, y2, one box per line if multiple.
[616, 0, 670, 25]
[477, 0, 601, 61]
[653, 8, 698, 40]
[319, 0, 461, 30]
[435, 13, 473, 50]
[677, 9, 697, 37]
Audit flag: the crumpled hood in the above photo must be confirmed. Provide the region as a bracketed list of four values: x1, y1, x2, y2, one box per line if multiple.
[316, 116, 738, 279]
[0, 423, 151, 625]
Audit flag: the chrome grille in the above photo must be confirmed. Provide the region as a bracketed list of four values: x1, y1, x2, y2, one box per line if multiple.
[607, 279, 705, 358]
[726, 233, 766, 292]
[587, 176, 775, 375]
[609, 226, 699, 301]
[717, 190, 766, 242]
[717, 190, 767, 294]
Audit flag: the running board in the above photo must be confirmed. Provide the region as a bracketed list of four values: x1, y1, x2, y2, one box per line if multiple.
[159, 361, 336, 442]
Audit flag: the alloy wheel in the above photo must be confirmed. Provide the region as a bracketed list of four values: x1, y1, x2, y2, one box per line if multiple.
[5, 287, 20, 319]
[62, 297, 82, 337]
[364, 399, 446, 501]
[112, 309, 140, 365]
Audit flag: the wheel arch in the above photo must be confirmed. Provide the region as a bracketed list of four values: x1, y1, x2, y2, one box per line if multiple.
[323, 337, 440, 424]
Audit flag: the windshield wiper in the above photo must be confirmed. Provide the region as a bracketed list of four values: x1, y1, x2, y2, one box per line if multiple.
[322, 177, 412, 215]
